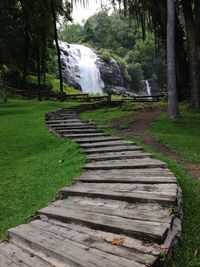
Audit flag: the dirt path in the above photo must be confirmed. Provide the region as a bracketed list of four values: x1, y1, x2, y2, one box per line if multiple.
[109, 105, 200, 180]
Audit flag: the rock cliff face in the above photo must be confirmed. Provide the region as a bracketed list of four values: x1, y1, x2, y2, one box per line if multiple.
[59, 41, 126, 94]
[96, 57, 124, 88]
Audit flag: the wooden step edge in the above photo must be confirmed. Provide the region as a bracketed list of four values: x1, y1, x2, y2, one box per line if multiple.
[84, 163, 167, 171]
[60, 188, 178, 207]
[78, 177, 177, 184]
[86, 154, 153, 162]
[84, 147, 144, 154]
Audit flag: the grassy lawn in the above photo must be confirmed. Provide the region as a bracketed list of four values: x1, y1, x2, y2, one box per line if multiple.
[81, 104, 200, 267]
[0, 97, 85, 239]
[150, 104, 200, 163]
[80, 105, 136, 134]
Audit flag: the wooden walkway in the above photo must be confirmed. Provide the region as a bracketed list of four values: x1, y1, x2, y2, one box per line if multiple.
[0, 106, 182, 267]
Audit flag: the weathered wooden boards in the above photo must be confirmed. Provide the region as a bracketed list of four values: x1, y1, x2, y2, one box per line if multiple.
[79, 169, 177, 184]
[0, 106, 181, 267]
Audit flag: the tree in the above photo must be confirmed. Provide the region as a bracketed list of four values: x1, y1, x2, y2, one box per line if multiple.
[128, 63, 144, 92]
[181, 0, 200, 109]
[167, 0, 179, 119]
[50, 0, 64, 100]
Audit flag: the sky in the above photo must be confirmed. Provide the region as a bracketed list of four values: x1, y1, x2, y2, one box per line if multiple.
[72, 0, 111, 24]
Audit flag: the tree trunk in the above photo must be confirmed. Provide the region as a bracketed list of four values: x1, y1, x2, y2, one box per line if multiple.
[22, 13, 30, 87]
[167, 0, 179, 119]
[42, 37, 47, 84]
[37, 48, 42, 101]
[20, 1, 30, 88]
[149, 0, 189, 100]
[50, 0, 64, 100]
[182, 0, 200, 109]
[0, 51, 7, 103]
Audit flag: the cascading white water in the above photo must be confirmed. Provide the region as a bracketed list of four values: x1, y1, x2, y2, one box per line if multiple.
[145, 80, 151, 96]
[59, 41, 105, 94]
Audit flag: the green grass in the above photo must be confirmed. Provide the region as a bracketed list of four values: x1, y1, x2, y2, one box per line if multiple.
[49, 77, 81, 94]
[80, 105, 136, 134]
[81, 103, 200, 266]
[150, 104, 200, 163]
[0, 97, 85, 239]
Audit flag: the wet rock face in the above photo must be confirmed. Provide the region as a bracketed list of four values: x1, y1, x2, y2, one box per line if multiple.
[95, 57, 124, 88]
[61, 52, 82, 91]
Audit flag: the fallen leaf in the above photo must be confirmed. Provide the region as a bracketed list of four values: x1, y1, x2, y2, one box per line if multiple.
[112, 236, 125, 246]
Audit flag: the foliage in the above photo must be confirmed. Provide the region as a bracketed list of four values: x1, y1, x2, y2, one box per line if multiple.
[127, 63, 144, 91]
[99, 49, 112, 64]
[47, 75, 80, 94]
[5, 66, 23, 88]
[60, 23, 84, 43]
[0, 0, 72, 97]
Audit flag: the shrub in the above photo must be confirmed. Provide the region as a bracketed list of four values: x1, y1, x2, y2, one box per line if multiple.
[5, 66, 22, 88]
[128, 63, 144, 91]
[100, 50, 112, 64]
[24, 75, 53, 91]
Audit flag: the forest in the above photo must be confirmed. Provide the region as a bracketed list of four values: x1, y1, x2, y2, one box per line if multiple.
[0, 0, 200, 113]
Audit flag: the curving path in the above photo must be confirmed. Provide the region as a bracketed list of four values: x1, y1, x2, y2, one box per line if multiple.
[0, 105, 182, 267]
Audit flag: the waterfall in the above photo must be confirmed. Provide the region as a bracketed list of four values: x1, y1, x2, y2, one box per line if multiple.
[59, 41, 105, 94]
[145, 80, 151, 96]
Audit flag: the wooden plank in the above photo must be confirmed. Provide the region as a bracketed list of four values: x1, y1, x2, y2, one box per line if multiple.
[57, 129, 103, 134]
[84, 146, 144, 154]
[73, 136, 121, 144]
[0, 243, 52, 267]
[0, 248, 20, 267]
[79, 169, 176, 183]
[61, 183, 177, 206]
[30, 220, 157, 266]
[38, 205, 169, 244]
[9, 224, 144, 267]
[46, 119, 81, 124]
[51, 198, 172, 223]
[63, 133, 107, 138]
[49, 122, 95, 128]
[86, 151, 153, 161]
[65, 196, 165, 211]
[81, 140, 135, 148]
[85, 159, 167, 170]
[64, 182, 177, 195]
[79, 174, 176, 184]
[47, 219, 162, 256]
[82, 168, 175, 176]
[50, 125, 98, 130]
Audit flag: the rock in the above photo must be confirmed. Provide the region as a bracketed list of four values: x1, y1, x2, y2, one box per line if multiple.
[104, 86, 136, 96]
[95, 57, 124, 89]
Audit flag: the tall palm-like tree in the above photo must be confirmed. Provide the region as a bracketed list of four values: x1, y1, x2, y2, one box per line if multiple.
[167, 0, 179, 119]
[51, 0, 64, 100]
